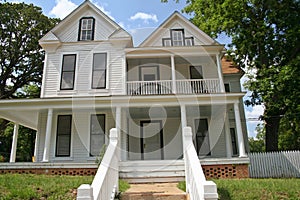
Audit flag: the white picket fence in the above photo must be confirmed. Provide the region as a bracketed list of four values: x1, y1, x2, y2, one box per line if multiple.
[249, 151, 300, 178]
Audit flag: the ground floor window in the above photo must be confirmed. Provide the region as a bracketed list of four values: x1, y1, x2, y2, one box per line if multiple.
[90, 114, 105, 156]
[56, 115, 72, 157]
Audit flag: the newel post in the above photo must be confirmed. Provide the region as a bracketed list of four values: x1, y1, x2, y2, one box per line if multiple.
[77, 184, 93, 200]
[183, 126, 193, 149]
[110, 128, 118, 145]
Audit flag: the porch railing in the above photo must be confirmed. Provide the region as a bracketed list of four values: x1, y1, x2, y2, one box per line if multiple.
[127, 79, 221, 95]
[77, 128, 119, 200]
[183, 127, 218, 200]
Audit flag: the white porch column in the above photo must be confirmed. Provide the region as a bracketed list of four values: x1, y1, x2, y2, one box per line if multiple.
[9, 123, 19, 163]
[115, 107, 123, 160]
[216, 54, 225, 93]
[116, 107, 121, 135]
[33, 131, 39, 162]
[180, 105, 187, 132]
[234, 103, 247, 157]
[225, 114, 233, 158]
[43, 108, 53, 162]
[170, 55, 177, 93]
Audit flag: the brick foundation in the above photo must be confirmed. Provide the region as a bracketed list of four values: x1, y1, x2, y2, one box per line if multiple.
[0, 168, 97, 176]
[0, 164, 249, 178]
[202, 164, 249, 179]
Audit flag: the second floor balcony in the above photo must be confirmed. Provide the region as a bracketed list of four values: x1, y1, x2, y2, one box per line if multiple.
[127, 79, 222, 95]
[126, 48, 225, 96]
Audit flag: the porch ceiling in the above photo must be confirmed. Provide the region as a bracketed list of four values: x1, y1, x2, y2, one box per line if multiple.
[0, 110, 39, 130]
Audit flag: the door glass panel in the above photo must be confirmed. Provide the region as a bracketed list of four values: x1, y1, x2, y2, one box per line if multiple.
[195, 119, 211, 156]
[141, 121, 163, 160]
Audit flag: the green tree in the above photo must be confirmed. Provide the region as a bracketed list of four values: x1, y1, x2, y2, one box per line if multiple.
[0, 2, 59, 99]
[0, 2, 59, 161]
[162, 0, 300, 151]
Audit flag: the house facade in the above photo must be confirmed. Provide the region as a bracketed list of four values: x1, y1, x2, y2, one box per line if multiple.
[0, 1, 249, 179]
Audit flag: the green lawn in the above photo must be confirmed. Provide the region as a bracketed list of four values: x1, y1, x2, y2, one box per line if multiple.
[0, 174, 93, 200]
[214, 179, 300, 200]
[178, 179, 300, 200]
[1, 174, 299, 200]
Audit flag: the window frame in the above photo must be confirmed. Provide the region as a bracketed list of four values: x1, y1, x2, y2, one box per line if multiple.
[230, 128, 238, 155]
[92, 53, 107, 89]
[224, 83, 231, 92]
[78, 17, 95, 41]
[171, 29, 185, 46]
[90, 114, 106, 157]
[60, 54, 76, 90]
[55, 115, 72, 157]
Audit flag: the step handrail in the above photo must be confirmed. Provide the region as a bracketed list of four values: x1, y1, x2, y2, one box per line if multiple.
[183, 127, 218, 200]
[77, 128, 119, 200]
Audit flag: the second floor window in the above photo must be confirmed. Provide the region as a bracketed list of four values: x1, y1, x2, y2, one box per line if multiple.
[60, 54, 76, 90]
[79, 17, 95, 41]
[92, 53, 107, 89]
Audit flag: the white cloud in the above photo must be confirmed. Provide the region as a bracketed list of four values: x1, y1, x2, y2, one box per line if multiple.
[49, 0, 115, 21]
[130, 12, 158, 24]
[49, 0, 77, 19]
[245, 105, 264, 119]
[91, 0, 115, 21]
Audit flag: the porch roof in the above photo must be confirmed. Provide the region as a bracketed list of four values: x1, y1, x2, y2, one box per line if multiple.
[0, 93, 245, 129]
[125, 45, 225, 58]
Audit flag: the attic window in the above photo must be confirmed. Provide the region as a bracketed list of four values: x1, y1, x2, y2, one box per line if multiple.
[162, 29, 194, 47]
[78, 17, 95, 41]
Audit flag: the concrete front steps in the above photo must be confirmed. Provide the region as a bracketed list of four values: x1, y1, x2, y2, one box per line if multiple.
[120, 183, 187, 200]
[119, 160, 185, 183]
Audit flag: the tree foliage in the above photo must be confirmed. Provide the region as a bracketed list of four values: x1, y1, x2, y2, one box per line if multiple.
[0, 2, 59, 99]
[0, 2, 59, 161]
[166, 0, 300, 151]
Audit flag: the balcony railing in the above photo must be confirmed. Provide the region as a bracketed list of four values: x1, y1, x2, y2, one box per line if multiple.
[127, 79, 221, 95]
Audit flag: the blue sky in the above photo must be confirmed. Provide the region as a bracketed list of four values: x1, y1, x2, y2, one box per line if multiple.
[9, 0, 263, 137]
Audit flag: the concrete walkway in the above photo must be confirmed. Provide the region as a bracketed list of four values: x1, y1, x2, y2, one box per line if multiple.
[121, 183, 187, 200]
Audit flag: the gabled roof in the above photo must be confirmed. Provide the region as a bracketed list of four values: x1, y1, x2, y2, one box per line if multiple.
[139, 11, 218, 47]
[39, 0, 132, 43]
[222, 57, 244, 75]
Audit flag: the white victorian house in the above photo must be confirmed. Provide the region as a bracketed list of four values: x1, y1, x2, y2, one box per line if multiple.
[0, 1, 249, 199]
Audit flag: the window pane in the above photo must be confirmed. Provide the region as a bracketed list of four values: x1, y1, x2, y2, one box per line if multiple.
[93, 53, 107, 70]
[79, 18, 94, 41]
[190, 66, 203, 79]
[56, 115, 71, 157]
[61, 72, 74, 89]
[163, 39, 171, 46]
[185, 38, 193, 46]
[62, 55, 76, 71]
[90, 115, 105, 156]
[92, 70, 106, 88]
[172, 30, 184, 46]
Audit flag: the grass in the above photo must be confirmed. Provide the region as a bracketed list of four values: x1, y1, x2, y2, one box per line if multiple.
[0, 174, 131, 200]
[0, 174, 93, 200]
[178, 178, 300, 200]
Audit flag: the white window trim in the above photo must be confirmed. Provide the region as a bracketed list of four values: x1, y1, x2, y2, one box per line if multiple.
[88, 112, 108, 157]
[58, 52, 79, 92]
[52, 112, 74, 159]
[89, 51, 109, 90]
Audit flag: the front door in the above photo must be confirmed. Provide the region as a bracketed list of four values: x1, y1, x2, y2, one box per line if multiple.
[140, 120, 164, 160]
[195, 118, 211, 156]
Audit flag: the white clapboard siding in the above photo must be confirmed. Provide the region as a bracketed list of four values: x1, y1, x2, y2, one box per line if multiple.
[249, 151, 300, 178]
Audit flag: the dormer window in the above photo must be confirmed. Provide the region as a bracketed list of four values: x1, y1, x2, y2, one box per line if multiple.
[162, 29, 194, 47]
[171, 29, 184, 46]
[78, 17, 95, 41]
